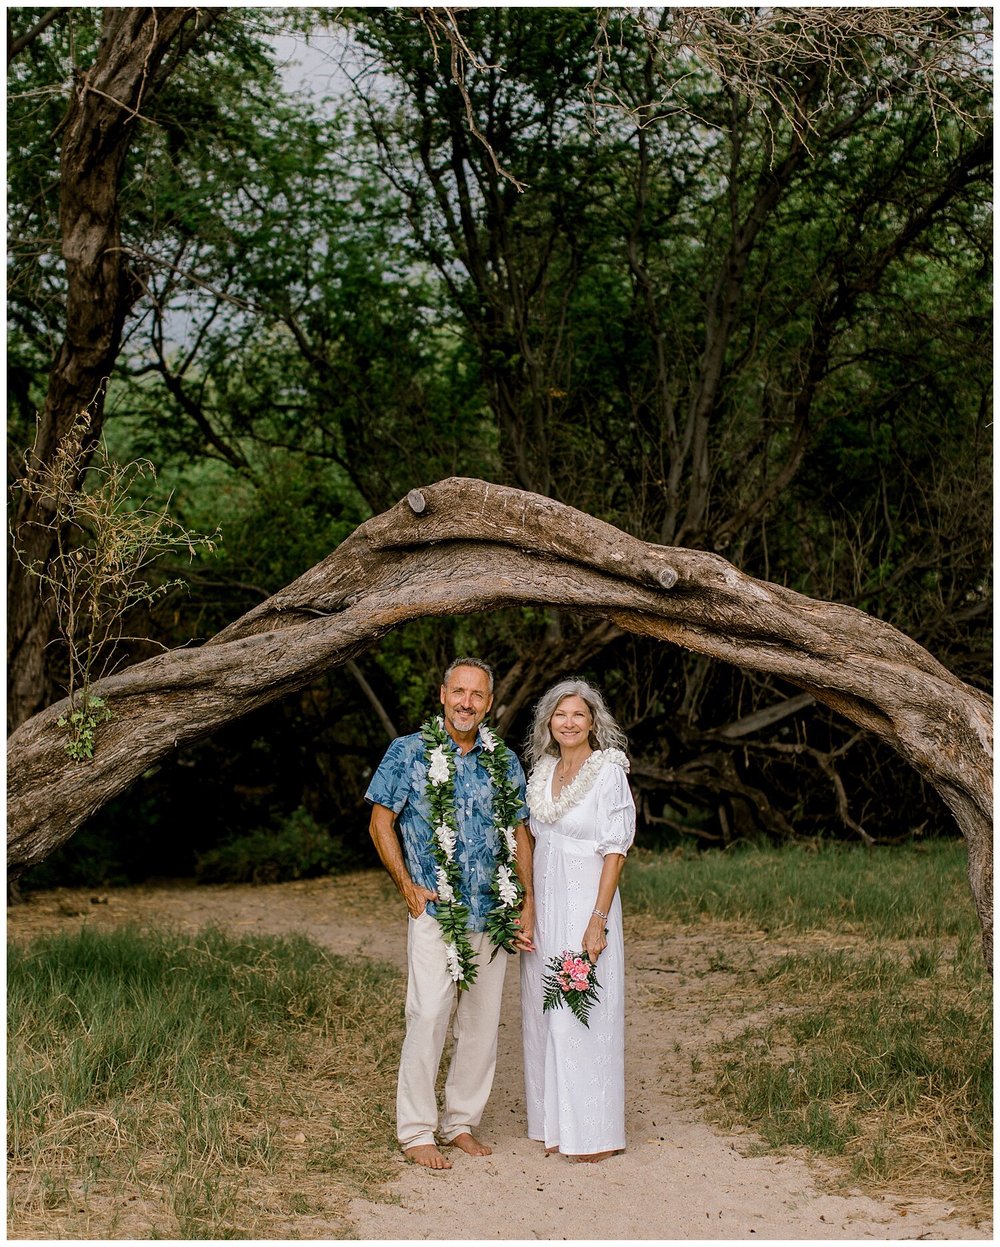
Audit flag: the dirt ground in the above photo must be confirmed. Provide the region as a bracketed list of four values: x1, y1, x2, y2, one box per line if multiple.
[7, 873, 992, 1241]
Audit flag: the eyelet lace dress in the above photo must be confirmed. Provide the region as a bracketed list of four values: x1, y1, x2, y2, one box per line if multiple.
[520, 750, 636, 1155]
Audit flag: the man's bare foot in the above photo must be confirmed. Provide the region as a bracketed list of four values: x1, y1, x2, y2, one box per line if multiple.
[573, 1150, 620, 1163]
[403, 1143, 453, 1169]
[443, 1131, 492, 1156]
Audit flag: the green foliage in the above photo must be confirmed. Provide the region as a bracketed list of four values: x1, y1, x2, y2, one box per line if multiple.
[7, 7, 992, 876]
[15, 819, 134, 891]
[7, 925, 403, 1237]
[56, 695, 113, 761]
[13, 411, 218, 751]
[194, 807, 351, 884]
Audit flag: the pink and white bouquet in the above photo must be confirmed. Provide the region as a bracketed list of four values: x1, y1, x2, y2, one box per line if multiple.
[541, 949, 603, 1027]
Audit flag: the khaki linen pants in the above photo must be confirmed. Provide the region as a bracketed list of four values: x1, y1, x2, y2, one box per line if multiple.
[397, 910, 509, 1149]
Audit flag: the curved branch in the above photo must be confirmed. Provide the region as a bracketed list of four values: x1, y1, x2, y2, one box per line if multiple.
[7, 478, 992, 966]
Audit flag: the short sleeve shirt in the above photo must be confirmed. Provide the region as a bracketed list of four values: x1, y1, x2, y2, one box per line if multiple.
[365, 726, 529, 931]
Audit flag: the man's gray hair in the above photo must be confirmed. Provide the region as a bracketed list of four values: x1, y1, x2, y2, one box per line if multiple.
[525, 679, 628, 773]
[442, 656, 495, 693]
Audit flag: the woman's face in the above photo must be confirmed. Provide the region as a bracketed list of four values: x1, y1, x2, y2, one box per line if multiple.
[549, 694, 594, 751]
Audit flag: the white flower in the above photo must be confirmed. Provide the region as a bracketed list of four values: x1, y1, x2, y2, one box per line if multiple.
[435, 821, 456, 859]
[479, 724, 497, 753]
[428, 745, 451, 785]
[496, 863, 519, 908]
[444, 942, 463, 982]
[502, 825, 518, 858]
[435, 866, 455, 903]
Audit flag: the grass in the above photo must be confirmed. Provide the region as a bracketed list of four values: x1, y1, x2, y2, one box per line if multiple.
[623, 839, 992, 1219]
[622, 838, 977, 939]
[7, 925, 404, 1239]
[8, 844, 992, 1233]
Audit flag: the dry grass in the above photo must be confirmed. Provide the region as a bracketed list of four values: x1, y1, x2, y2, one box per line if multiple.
[8, 854, 991, 1236]
[705, 935, 992, 1223]
[7, 925, 404, 1239]
[624, 841, 991, 1224]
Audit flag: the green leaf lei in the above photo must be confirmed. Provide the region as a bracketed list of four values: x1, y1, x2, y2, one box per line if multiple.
[420, 715, 524, 991]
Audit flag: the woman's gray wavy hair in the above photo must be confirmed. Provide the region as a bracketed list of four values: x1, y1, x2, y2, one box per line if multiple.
[526, 679, 628, 772]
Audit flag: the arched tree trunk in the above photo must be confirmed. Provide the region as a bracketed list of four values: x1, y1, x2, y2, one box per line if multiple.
[7, 478, 992, 966]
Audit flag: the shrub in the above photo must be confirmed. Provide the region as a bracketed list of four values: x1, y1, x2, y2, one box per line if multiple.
[195, 807, 350, 884]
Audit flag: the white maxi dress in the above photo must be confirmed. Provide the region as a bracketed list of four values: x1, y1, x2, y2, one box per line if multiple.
[520, 750, 636, 1156]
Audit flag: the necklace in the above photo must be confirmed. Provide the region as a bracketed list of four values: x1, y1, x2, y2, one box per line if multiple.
[420, 715, 524, 990]
[557, 753, 591, 784]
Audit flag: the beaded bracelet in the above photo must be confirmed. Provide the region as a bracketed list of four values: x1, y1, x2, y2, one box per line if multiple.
[592, 907, 608, 920]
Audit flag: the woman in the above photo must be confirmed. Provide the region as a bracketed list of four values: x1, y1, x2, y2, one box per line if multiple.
[520, 679, 636, 1162]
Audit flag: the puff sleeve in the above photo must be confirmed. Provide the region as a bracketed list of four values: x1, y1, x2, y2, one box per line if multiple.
[594, 761, 636, 857]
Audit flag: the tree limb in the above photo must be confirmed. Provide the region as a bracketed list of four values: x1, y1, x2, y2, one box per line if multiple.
[7, 8, 62, 65]
[7, 478, 992, 967]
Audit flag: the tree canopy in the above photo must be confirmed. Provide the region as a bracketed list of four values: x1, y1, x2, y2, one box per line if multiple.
[6, 6, 992, 892]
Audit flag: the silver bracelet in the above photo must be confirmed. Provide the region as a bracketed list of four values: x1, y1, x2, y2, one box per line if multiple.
[592, 907, 608, 920]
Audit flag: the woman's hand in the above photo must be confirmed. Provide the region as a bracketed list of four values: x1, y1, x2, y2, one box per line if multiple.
[581, 913, 608, 964]
[514, 896, 536, 953]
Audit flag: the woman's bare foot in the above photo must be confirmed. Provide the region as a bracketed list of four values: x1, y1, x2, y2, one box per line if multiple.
[544, 1146, 560, 1155]
[403, 1143, 453, 1169]
[443, 1131, 492, 1156]
[573, 1150, 620, 1163]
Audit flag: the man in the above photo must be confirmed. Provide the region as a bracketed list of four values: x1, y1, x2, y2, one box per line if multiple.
[366, 657, 535, 1170]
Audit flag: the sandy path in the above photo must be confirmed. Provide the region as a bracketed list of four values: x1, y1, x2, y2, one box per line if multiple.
[9, 874, 989, 1241]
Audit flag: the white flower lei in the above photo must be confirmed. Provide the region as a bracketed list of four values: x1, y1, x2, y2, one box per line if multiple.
[420, 716, 524, 989]
[526, 749, 630, 825]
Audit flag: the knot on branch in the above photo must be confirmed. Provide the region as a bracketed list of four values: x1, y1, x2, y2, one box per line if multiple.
[657, 566, 679, 590]
[406, 489, 427, 515]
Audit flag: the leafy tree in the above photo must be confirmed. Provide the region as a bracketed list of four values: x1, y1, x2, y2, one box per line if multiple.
[342, 6, 991, 842]
[7, 6, 242, 727]
[7, 7, 992, 882]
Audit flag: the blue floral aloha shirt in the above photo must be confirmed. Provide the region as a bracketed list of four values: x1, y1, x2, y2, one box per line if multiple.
[365, 726, 528, 931]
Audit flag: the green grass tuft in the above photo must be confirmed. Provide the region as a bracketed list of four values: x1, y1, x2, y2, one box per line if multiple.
[713, 946, 991, 1208]
[625, 839, 991, 1217]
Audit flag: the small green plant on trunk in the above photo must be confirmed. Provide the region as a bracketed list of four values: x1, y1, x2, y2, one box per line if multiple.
[56, 695, 114, 762]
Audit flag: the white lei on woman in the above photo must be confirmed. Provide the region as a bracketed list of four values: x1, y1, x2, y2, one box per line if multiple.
[525, 749, 630, 824]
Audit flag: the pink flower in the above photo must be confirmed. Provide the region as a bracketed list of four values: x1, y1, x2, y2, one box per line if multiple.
[543, 948, 602, 1025]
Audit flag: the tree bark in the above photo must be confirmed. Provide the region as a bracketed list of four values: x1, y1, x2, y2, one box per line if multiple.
[7, 478, 992, 967]
[7, 7, 214, 732]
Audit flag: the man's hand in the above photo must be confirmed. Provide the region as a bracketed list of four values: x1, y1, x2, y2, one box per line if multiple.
[370, 804, 437, 919]
[514, 895, 536, 953]
[404, 883, 438, 918]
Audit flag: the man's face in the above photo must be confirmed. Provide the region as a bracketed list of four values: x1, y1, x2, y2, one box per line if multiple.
[440, 665, 494, 740]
